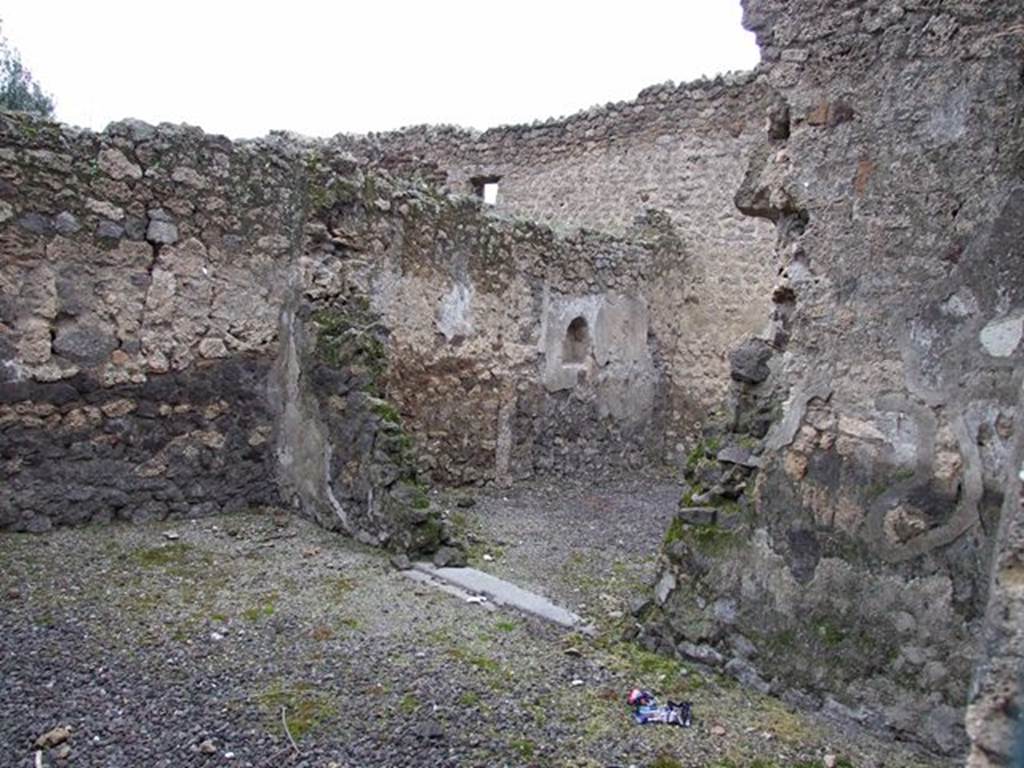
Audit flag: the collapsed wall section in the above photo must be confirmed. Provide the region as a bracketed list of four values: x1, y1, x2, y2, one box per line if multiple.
[641, 0, 1024, 757]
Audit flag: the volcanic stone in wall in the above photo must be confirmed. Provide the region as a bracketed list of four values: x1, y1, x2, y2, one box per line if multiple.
[0, 358, 280, 532]
[642, 0, 1024, 756]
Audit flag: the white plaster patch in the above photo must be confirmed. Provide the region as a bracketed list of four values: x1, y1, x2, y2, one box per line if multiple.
[786, 260, 814, 284]
[436, 282, 474, 341]
[924, 87, 969, 145]
[838, 415, 888, 442]
[541, 295, 601, 392]
[875, 410, 921, 465]
[979, 313, 1023, 358]
[940, 287, 978, 318]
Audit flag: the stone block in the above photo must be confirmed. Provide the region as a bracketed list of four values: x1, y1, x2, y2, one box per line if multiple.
[52, 323, 118, 366]
[724, 657, 771, 694]
[146, 219, 179, 245]
[677, 506, 717, 526]
[728, 339, 773, 385]
[677, 640, 725, 667]
[717, 445, 762, 468]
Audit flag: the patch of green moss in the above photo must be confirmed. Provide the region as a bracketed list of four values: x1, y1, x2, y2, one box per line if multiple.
[409, 486, 430, 510]
[304, 153, 362, 213]
[510, 737, 536, 759]
[371, 400, 402, 424]
[407, 512, 444, 555]
[449, 646, 502, 674]
[663, 516, 687, 547]
[398, 693, 419, 714]
[242, 592, 278, 622]
[757, 627, 797, 660]
[816, 619, 846, 647]
[686, 436, 721, 469]
[680, 487, 700, 507]
[717, 499, 741, 516]
[652, 753, 683, 768]
[690, 523, 737, 554]
[666, 520, 738, 556]
[738, 434, 761, 450]
[134, 542, 190, 568]
[865, 481, 888, 500]
[602, 641, 688, 694]
[362, 173, 379, 204]
[312, 308, 388, 384]
[446, 510, 471, 538]
[257, 681, 338, 740]
[753, 698, 813, 745]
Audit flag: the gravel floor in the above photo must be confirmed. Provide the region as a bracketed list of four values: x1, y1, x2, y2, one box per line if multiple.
[1, 478, 951, 768]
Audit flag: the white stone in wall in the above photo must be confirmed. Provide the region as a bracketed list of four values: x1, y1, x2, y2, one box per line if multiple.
[979, 312, 1023, 358]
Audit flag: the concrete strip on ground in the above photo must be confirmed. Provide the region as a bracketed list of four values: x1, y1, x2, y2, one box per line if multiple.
[411, 562, 584, 629]
[401, 568, 496, 611]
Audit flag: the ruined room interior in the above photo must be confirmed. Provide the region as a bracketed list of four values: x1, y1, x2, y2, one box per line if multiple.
[1, 1, 1022, 766]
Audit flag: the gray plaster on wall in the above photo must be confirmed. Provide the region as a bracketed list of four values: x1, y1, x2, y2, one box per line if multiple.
[540, 292, 657, 424]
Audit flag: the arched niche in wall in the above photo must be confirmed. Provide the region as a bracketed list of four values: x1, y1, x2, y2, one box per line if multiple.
[562, 315, 591, 364]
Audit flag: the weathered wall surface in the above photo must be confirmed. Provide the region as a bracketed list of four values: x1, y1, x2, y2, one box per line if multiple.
[333, 77, 779, 419]
[966, 384, 1024, 768]
[0, 116, 295, 532]
[0, 112, 694, 535]
[641, 0, 1024, 757]
[295, 167, 683, 487]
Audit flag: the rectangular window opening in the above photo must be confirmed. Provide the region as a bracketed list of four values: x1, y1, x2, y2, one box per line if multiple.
[482, 181, 499, 206]
[472, 175, 501, 206]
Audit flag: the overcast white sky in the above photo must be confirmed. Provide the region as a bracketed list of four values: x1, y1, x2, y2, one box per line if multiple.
[2, 1, 759, 139]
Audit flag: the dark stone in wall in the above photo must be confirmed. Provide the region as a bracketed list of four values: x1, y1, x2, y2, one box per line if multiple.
[729, 339, 773, 384]
[0, 356, 280, 532]
[52, 323, 119, 365]
[644, 0, 1024, 757]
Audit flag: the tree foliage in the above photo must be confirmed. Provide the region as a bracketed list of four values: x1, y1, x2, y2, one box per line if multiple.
[0, 21, 55, 117]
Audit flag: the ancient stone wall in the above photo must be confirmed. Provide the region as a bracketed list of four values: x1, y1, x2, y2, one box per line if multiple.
[293, 162, 685, 489]
[966, 392, 1024, 768]
[331, 76, 779, 417]
[0, 116, 295, 533]
[0, 111, 694, 535]
[642, 0, 1024, 757]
